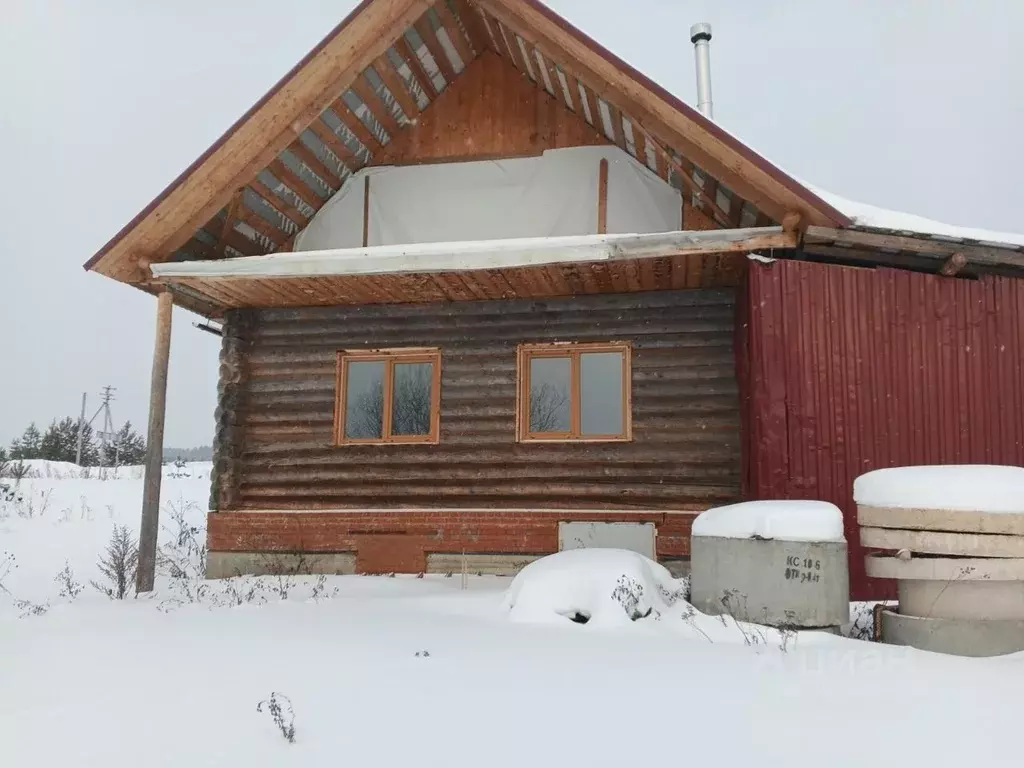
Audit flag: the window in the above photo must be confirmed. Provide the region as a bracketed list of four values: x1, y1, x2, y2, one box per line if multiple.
[334, 349, 441, 445]
[517, 342, 631, 442]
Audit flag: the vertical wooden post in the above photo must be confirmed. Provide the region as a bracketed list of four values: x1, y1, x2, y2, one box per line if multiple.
[362, 175, 371, 247]
[597, 158, 609, 234]
[136, 290, 173, 593]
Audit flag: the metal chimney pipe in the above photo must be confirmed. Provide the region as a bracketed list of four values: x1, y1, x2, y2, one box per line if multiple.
[690, 22, 714, 119]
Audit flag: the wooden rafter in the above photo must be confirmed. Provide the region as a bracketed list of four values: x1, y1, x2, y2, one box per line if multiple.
[395, 34, 441, 96]
[248, 180, 309, 227]
[235, 206, 289, 249]
[266, 159, 324, 209]
[414, 14, 457, 84]
[450, 0, 490, 55]
[217, 191, 244, 256]
[349, 75, 403, 137]
[329, 97, 385, 153]
[494, 18, 525, 71]
[287, 139, 344, 191]
[940, 252, 967, 276]
[558, 66, 579, 112]
[631, 120, 648, 168]
[605, 100, 626, 151]
[304, 118, 360, 168]
[371, 53, 422, 118]
[434, 1, 474, 69]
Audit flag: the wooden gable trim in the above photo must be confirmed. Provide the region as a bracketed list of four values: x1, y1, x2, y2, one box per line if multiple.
[476, 0, 849, 228]
[86, 0, 431, 280]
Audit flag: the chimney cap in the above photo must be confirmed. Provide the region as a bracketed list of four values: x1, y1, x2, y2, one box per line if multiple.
[689, 22, 712, 43]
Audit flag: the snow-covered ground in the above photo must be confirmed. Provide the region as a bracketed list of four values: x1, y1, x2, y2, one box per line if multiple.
[2, 462, 1023, 767]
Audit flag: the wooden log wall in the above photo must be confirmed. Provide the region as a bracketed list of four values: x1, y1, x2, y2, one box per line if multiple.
[210, 312, 254, 511]
[215, 289, 742, 511]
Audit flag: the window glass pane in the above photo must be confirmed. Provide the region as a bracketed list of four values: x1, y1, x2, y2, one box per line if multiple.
[344, 361, 385, 439]
[580, 352, 624, 435]
[392, 362, 435, 436]
[529, 356, 571, 433]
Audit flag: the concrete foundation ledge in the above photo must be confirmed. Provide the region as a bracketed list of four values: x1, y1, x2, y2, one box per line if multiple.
[881, 609, 1024, 657]
[206, 551, 357, 579]
[425, 553, 541, 576]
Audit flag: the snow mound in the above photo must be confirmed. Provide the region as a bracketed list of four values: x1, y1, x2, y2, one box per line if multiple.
[692, 500, 845, 542]
[503, 549, 687, 627]
[854, 465, 1024, 513]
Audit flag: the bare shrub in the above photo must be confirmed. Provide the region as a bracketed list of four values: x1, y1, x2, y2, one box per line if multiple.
[257, 693, 296, 744]
[611, 575, 653, 621]
[1, 552, 49, 617]
[54, 561, 84, 600]
[8, 461, 31, 482]
[90, 525, 138, 599]
[158, 499, 206, 580]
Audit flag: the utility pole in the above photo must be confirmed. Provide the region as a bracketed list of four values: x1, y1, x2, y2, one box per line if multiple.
[75, 393, 87, 466]
[97, 386, 117, 464]
[76, 386, 118, 466]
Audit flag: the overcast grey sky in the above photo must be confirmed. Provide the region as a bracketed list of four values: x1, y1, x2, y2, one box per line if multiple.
[1, 0, 1021, 448]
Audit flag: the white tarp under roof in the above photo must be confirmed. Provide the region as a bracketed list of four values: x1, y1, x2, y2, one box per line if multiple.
[294, 146, 683, 251]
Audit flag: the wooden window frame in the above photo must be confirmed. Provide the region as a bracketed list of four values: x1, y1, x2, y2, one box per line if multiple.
[516, 341, 632, 443]
[334, 347, 441, 445]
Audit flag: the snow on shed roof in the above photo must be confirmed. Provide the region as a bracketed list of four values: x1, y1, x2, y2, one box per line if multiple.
[813, 187, 1024, 249]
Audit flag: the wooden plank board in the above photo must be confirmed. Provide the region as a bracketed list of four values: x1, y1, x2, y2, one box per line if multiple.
[806, 226, 1024, 268]
[597, 158, 609, 234]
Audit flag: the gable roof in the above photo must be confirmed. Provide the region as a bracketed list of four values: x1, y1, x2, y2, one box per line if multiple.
[84, 0, 851, 285]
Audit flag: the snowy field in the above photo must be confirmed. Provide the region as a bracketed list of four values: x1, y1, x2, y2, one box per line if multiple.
[2, 463, 1023, 767]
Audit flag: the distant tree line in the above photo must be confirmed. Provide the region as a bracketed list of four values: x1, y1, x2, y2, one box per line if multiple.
[6, 418, 146, 466]
[165, 445, 213, 462]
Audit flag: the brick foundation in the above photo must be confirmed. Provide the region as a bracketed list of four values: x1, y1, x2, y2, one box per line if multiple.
[206, 509, 698, 576]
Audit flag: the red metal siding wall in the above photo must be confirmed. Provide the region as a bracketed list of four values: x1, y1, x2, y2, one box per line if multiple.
[742, 260, 1024, 599]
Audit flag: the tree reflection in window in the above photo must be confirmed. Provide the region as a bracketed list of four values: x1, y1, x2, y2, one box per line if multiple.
[336, 352, 439, 444]
[392, 362, 433, 436]
[519, 343, 630, 441]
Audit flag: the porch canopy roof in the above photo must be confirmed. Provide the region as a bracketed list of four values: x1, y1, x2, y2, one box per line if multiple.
[150, 226, 795, 313]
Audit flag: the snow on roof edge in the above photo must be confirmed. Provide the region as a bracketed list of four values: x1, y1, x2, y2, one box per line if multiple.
[151, 227, 784, 279]
[809, 186, 1024, 248]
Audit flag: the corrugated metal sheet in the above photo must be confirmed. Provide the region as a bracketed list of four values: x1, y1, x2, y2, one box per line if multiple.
[216, 289, 742, 511]
[742, 260, 1024, 599]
